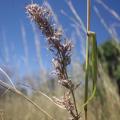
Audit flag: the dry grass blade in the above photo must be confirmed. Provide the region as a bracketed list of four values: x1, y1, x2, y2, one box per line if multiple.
[96, 0, 120, 22]
[66, 0, 86, 33]
[0, 80, 56, 120]
[21, 24, 29, 71]
[94, 6, 120, 51]
[31, 23, 44, 70]
[94, 6, 112, 36]
[0, 88, 10, 97]
[18, 82, 66, 109]
[0, 67, 16, 90]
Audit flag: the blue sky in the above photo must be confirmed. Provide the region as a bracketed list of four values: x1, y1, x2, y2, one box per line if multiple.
[0, 0, 120, 76]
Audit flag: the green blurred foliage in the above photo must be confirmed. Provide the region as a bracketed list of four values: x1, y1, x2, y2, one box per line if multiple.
[98, 40, 120, 94]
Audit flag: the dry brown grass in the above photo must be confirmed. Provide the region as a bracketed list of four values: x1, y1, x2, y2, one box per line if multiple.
[0, 62, 120, 120]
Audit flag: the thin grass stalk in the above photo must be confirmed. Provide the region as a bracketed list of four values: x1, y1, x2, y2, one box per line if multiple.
[32, 23, 44, 70]
[94, 6, 120, 51]
[84, 38, 89, 120]
[84, 0, 91, 120]
[66, 0, 86, 33]
[31, 23, 47, 83]
[21, 24, 29, 71]
[0, 67, 16, 90]
[2, 31, 9, 63]
[96, 0, 120, 22]
[18, 82, 66, 109]
[93, 6, 113, 37]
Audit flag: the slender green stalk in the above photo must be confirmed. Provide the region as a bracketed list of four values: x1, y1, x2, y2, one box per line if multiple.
[84, 32, 97, 120]
[84, 0, 91, 120]
[84, 37, 89, 120]
[83, 32, 97, 108]
[91, 32, 97, 90]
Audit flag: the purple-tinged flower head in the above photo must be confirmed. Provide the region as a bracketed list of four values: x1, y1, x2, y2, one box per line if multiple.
[53, 93, 75, 114]
[26, 3, 73, 87]
[26, 4, 54, 38]
[26, 3, 79, 119]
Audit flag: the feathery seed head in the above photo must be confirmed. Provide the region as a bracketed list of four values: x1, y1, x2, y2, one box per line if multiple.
[26, 3, 73, 89]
